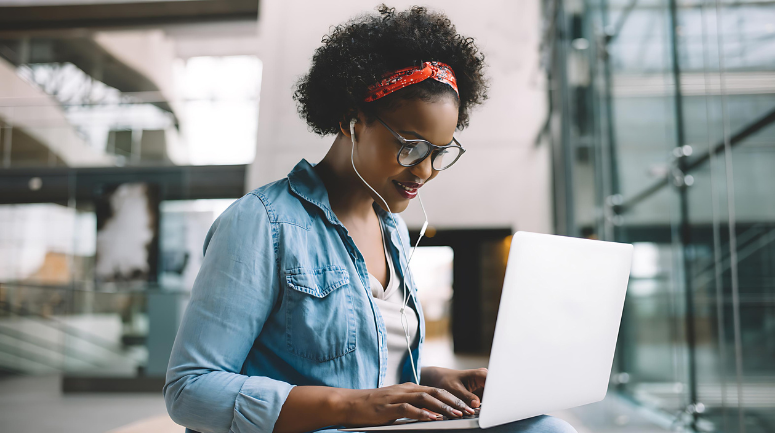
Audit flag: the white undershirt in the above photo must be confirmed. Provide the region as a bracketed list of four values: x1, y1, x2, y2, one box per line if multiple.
[367, 218, 419, 387]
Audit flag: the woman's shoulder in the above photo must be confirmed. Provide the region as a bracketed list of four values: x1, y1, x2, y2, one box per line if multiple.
[247, 177, 316, 228]
[247, 177, 290, 207]
[212, 177, 315, 234]
[198, 194, 269, 261]
[202, 175, 314, 257]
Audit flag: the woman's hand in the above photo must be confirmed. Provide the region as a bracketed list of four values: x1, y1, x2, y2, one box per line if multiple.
[420, 366, 488, 409]
[335, 382, 476, 427]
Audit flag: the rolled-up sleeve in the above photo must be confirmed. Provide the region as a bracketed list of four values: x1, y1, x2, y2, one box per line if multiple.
[163, 193, 295, 433]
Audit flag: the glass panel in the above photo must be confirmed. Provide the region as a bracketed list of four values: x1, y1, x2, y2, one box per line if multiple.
[0, 207, 240, 378]
[616, 199, 692, 417]
[0, 35, 261, 168]
[558, 0, 775, 431]
[0, 31, 257, 385]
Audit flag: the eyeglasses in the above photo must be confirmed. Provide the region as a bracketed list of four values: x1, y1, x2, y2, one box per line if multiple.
[374, 115, 466, 171]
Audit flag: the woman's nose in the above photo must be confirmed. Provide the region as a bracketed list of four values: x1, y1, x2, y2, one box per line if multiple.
[410, 153, 434, 181]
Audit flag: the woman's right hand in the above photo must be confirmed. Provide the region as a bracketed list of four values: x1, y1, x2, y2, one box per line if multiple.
[337, 382, 476, 427]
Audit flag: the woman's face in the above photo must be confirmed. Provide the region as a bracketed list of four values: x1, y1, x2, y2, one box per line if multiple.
[350, 96, 459, 213]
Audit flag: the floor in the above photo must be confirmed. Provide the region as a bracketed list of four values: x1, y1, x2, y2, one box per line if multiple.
[0, 338, 670, 433]
[0, 374, 176, 433]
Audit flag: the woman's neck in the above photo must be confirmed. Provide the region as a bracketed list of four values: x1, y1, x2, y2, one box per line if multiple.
[314, 134, 378, 227]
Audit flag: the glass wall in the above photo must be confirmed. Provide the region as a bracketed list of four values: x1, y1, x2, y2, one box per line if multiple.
[0, 19, 260, 386]
[545, 0, 775, 432]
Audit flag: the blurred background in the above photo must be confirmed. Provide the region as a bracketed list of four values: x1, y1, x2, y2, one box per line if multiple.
[0, 0, 773, 432]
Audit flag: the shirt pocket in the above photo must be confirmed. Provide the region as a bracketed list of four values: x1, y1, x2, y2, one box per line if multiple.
[284, 265, 357, 362]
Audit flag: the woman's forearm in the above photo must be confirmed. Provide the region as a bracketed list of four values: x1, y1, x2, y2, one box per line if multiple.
[273, 386, 351, 433]
[274, 379, 477, 433]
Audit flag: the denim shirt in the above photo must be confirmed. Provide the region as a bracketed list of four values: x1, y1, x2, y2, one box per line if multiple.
[164, 158, 426, 433]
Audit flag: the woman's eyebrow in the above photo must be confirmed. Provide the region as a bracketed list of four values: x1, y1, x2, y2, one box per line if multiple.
[399, 129, 455, 146]
[398, 129, 427, 140]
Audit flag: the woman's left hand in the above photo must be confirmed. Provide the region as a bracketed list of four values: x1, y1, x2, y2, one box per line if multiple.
[420, 366, 487, 409]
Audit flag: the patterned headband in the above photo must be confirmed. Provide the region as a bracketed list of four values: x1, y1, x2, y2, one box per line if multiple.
[363, 61, 459, 102]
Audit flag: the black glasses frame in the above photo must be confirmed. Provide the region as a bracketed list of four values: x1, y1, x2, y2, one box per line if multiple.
[374, 115, 466, 171]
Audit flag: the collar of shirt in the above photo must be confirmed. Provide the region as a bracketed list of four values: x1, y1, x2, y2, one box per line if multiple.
[286, 158, 398, 230]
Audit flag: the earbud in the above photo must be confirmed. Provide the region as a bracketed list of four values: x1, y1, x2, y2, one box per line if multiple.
[349, 118, 357, 139]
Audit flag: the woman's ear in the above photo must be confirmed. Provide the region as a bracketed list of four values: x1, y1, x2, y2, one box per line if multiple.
[339, 109, 359, 137]
[338, 120, 351, 138]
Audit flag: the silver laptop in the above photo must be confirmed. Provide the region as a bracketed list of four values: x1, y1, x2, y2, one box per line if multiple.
[341, 231, 633, 430]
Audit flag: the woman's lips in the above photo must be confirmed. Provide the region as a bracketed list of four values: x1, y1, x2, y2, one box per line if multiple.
[393, 180, 422, 199]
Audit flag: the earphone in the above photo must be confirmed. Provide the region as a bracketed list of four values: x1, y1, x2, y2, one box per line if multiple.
[349, 118, 428, 385]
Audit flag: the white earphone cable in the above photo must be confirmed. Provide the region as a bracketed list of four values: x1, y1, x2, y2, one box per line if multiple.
[349, 118, 427, 385]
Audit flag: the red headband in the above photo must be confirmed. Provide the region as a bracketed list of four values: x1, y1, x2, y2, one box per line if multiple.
[363, 61, 459, 102]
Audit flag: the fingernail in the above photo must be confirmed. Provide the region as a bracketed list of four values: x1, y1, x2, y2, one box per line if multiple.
[465, 406, 475, 414]
[435, 414, 444, 420]
[452, 409, 462, 416]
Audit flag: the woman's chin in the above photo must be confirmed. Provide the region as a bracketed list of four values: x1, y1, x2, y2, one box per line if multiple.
[387, 197, 411, 213]
[373, 196, 410, 214]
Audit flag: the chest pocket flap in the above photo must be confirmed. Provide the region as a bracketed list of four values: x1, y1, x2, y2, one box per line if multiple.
[286, 266, 350, 297]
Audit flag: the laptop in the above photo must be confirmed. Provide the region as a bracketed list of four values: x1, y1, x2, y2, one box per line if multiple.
[340, 231, 633, 430]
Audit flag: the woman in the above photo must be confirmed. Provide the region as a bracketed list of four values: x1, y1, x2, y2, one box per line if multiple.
[164, 5, 577, 433]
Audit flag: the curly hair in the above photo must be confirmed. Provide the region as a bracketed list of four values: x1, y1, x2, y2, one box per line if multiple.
[293, 4, 489, 136]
